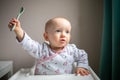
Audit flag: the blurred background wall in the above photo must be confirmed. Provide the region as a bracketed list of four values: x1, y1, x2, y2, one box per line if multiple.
[0, 0, 103, 75]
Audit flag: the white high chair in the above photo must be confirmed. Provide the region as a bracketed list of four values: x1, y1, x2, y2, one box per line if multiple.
[9, 62, 100, 80]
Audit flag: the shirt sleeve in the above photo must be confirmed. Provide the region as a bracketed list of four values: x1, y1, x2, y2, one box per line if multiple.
[69, 44, 89, 70]
[16, 32, 43, 59]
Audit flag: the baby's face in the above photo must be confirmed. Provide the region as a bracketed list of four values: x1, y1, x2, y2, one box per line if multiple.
[45, 18, 71, 50]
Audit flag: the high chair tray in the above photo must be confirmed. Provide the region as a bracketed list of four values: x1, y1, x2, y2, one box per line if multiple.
[9, 67, 100, 80]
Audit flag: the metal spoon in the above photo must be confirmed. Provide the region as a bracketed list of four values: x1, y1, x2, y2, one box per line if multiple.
[10, 7, 24, 31]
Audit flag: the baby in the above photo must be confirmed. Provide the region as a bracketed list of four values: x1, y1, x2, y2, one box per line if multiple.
[8, 17, 90, 76]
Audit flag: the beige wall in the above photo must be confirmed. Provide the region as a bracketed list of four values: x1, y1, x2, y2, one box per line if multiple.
[0, 0, 103, 75]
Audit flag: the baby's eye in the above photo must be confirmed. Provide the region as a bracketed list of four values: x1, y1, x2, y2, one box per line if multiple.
[66, 31, 70, 34]
[56, 30, 61, 32]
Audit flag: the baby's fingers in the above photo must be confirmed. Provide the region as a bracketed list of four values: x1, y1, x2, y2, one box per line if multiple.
[80, 70, 90, 76]
[76, 69, 90, 76]
[8, 18, 19, 30]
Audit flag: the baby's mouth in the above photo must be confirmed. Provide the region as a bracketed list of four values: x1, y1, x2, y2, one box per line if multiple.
[60, 39, 66, 42]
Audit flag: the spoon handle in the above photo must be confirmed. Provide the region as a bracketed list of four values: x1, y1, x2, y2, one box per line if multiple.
[10, 7, 24, 31]
[10, 14, 21, 31]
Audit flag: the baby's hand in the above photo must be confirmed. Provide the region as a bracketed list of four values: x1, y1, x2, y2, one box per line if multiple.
[75, 67, 90, 76]
[8, 18, 24, 42]
[8, 18, 21, 32]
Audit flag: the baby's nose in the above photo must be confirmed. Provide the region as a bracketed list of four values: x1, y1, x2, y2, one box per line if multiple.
[61, 32, 66, 37]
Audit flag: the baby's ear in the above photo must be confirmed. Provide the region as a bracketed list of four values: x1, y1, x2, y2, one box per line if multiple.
[43, 32, 49, 41]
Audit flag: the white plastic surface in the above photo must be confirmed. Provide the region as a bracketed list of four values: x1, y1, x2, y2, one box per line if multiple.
[0, 61, 13, 78]
[9, 67, 100, 80]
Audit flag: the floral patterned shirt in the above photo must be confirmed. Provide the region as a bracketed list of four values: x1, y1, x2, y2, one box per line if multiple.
[18, 33, 89, 75]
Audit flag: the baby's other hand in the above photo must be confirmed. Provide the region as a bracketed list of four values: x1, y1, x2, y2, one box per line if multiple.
[75, 67, 90, 76]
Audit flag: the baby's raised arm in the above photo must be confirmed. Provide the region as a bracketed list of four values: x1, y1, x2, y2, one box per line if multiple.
[8, 18, 24, 42]
[8, 18, 42, 59]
